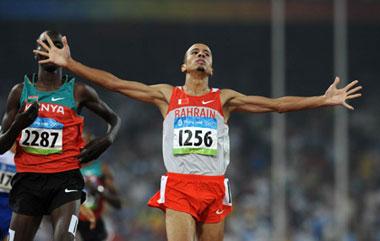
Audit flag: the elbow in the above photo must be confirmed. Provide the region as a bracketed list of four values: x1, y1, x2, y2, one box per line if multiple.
[113, 115, 122, 135]
[116, 115, 122, 127]
[274, 103, 287, 113]
[109, 112, 121, 128]
[107, 80, 126, 94]
[269, 99, 286, 113]
[107, 114, 121, 143]
[274, 101, 294, 113]
[106, 83, 119, 92]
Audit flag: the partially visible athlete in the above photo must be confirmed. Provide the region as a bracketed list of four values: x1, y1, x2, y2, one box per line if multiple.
[78, 133, 121, 241]
[0, 130, 16, 241]
[35, 35, 362, 241]
[0, 30, 120, 241]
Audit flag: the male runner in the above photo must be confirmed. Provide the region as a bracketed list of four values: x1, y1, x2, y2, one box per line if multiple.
[35, 35, 362, 241]
[78, 132, 121, 241]
[0, 127, 16, 241]
[0, 31, 120, 241]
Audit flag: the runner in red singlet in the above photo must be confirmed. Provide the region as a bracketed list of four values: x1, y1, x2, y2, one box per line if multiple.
[35, 37, 362, 241]
[0, 31, 120, 241]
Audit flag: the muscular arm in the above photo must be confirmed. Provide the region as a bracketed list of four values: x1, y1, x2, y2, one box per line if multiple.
[0, 85, 22, 154]
[68, 59, 171, 102]
[0, 84, 38, 154]
[223, 89, 329, 113]
[222, 77, 362, 116]
[34, 35, 172, 107]
[76, 83, 121, 163]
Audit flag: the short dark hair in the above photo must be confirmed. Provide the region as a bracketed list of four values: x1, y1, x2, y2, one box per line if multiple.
[37, 30, 63, 49]
[39, 30, 62, 40]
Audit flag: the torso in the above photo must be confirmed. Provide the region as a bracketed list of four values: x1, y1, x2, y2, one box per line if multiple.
[162, 87, 230, 175]
[15, 74, 85, 173]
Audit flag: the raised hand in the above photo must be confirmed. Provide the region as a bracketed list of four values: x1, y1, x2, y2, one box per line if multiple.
[324, 77, 362, 110]
[33, 34, 71, 67]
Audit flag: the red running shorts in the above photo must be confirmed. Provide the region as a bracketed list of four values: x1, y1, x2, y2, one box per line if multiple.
[148, 172, 232, 223]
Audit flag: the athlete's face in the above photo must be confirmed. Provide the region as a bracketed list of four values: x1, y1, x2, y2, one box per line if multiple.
[181, 43, 213, 76]
[36, 31, 64, 72]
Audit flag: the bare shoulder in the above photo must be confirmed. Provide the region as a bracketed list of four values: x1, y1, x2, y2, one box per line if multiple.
[221, 88, 240, 96]
[150, 83, 173, 92]
[10, 83, 24, 94]
[150, 83, 174, 103]
[7, 83, 24, 102]
[2, 83, 24, 131]
[220, 88, 245, 106]
[74, 82, 99, 103]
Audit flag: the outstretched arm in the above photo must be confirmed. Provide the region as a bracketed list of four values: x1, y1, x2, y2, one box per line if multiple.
[0, 84, 38, 154]
[223, 77, 362, 114]
[33, 34, 172, 106]
[76, 83, 121, 164]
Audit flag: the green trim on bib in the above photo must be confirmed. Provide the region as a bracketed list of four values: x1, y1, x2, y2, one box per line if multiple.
[22, 146, 62, 155]
[173, 148, 217, 156]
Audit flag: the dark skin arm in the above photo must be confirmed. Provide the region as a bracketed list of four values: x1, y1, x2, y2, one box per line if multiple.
[75, 83, 121, 164]
[0, 84, 38, 154]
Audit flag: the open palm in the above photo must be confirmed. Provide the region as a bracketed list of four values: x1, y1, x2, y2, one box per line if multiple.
[33, 34, 71, 67]
[324, 77, 362, 110]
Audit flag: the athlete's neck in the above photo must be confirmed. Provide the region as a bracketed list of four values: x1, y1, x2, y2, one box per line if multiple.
[184, 73, 210, 96]
[36, 68, 63, 91]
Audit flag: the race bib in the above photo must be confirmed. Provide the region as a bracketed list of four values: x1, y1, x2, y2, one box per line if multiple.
[173, 116, 218, 156]
[0, 163, 16, 191]
[19, 117, 63, 155]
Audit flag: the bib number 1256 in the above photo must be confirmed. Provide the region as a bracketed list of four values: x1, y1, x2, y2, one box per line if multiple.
[178, 129, 213, 147]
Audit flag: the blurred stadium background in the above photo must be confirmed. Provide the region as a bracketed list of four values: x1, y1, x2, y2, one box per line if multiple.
[1, 0, 379, 240]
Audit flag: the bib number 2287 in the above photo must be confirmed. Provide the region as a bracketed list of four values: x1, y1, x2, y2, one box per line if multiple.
[21, 129, 59, 148]
[19, 117, 64, 155]
[20, 127, 63, 155]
